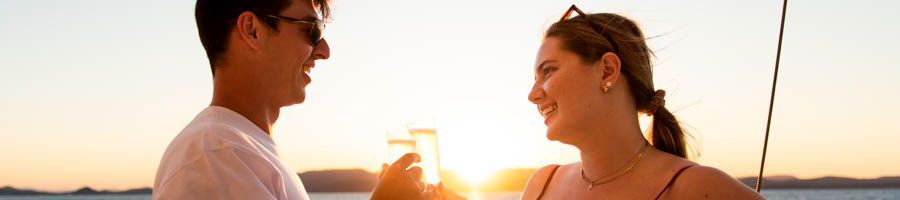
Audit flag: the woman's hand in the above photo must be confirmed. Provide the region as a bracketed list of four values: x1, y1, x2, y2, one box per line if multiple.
[431, 183, 467, 200]
[371, 153, 431, 200]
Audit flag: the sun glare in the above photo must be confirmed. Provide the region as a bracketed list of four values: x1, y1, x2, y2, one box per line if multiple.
[458, 166, 497, 186]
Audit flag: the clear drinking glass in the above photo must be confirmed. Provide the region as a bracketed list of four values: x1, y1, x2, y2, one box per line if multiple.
[408, 120, 442, 185]
[386, 127, 417, 166]
[384, 120, 443, 185]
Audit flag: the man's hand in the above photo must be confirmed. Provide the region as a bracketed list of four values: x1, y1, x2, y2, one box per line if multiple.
[371, 153, 432, 200]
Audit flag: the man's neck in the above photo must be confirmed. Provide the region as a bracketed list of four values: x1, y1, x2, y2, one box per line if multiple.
[210, 74, 280, 135]
[211, 99, 279, 135]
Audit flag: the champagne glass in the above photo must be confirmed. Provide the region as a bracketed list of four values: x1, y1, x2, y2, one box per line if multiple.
[407, 120, 442, 185]
[384, 120, 443, 185]
[386, 127, 416, 166]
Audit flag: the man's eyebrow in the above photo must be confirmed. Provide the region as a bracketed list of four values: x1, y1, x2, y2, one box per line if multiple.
[300, 15, 322, 22]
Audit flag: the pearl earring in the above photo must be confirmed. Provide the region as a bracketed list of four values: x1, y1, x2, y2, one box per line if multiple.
[602, 82, 612, 93]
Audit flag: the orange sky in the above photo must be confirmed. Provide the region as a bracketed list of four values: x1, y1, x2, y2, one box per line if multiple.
[2, 0, 899, 192]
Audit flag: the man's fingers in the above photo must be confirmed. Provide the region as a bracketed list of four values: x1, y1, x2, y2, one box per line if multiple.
[408, 166, 423, 181]
[389, 153, 420, 172]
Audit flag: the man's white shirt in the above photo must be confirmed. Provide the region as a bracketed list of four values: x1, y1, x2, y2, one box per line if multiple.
[153, 106, 309, 200]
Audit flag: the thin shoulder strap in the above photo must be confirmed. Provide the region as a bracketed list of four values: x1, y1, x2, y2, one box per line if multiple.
[654, 165, 697, 200]
[536, 165, 562, 200]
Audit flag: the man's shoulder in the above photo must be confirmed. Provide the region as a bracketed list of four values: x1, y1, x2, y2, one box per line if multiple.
[169, 115, 256, 153]
[154, 115, 266, 186]
[157, 109, 257, 165]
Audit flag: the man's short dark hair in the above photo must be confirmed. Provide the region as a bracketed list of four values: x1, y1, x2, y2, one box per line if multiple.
[195, 0, 330, 75]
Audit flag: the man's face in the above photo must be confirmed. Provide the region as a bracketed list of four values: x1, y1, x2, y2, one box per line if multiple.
[258, 0, 330, 106]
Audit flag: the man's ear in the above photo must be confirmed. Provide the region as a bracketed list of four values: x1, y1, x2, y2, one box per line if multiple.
[235, 11, 263, 51]
[594, 52, 622, 87]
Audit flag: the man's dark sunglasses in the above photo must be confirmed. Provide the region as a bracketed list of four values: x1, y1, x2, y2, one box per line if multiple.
[265, 14, 324, 46]
[559, 5, 620, 52]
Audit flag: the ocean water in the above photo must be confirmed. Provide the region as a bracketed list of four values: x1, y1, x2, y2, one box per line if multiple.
[763, 189, 900, 200]
[1, 189, 900, 200]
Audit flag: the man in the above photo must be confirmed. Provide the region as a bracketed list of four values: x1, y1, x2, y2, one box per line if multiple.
[152, 0, 430, 199]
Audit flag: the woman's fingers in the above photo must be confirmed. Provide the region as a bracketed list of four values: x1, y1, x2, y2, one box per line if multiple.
[422, 184, 441, 200]
[379, 163, 389, 179]
[437, 183, 467, 200]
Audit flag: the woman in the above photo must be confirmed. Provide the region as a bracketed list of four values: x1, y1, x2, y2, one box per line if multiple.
[520, 5, 764, 200]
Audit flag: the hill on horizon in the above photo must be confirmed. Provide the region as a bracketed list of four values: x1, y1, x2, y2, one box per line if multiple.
[3, 169, 900, 195]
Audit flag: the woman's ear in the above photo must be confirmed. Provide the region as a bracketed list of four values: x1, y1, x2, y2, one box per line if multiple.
[594, 52, 622, 88]
[235, 11, 262, 51]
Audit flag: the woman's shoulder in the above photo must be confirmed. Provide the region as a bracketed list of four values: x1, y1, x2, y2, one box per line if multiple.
[521, 163, 568, 200]
[665, 165, 764, 199]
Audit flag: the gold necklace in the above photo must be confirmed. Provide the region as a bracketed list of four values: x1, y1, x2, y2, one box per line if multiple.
[580, 143, 649, 191]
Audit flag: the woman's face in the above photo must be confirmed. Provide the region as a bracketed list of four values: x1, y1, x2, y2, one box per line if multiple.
[529, 37, 611, 143]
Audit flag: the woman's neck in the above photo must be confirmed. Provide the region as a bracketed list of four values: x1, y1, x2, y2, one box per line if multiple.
[576, 121, 648, 180]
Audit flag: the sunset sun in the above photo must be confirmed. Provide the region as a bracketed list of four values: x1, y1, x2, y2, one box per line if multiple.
[457, 166, 497, 186]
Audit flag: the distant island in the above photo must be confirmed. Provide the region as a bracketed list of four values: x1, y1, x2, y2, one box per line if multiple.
[739, 175, 900, 189]
[3, 169, 900, 195]
[0, 186, 152, 195]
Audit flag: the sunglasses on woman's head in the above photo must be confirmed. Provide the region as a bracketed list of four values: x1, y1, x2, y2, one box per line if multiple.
[265, 14, 324, 46]
[559, 5, 620, 53]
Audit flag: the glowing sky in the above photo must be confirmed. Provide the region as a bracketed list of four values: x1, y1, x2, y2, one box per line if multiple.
[1, 0, 898, 191]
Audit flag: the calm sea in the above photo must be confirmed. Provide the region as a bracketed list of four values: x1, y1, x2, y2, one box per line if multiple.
[1, 189, 900, 200]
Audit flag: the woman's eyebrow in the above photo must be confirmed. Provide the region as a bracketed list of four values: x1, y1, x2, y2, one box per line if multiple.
[536, 60, 558, 72]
